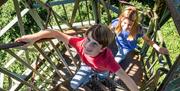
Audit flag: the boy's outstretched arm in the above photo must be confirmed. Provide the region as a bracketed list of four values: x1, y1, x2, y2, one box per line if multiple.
[15, 29, 72, 45]
[115, 68, 139, 91]
[142, 35, 169, 55]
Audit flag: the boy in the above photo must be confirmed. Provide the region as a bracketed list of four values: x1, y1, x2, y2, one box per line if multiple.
[16, 24, 138, 91]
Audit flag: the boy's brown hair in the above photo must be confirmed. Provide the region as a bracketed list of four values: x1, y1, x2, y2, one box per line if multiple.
[85, 24, 115, 48]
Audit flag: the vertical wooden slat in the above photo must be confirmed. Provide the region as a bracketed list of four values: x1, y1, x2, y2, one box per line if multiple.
[62, 4, 69, 22]
[99, 0, 111, 23]
[12, 0, 25, 36]
[52, 10, 63, 31]
[69, 0, 80, 25]
[92, 0, 100, 24]
[85, 0, 91, 25]
[78, 2, 83, 26]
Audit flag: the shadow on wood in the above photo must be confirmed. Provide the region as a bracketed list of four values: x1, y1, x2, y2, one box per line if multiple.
[120, 51, 143, 86]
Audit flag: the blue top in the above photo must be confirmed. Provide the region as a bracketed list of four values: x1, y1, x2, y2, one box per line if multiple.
[111, 18, 144, 51]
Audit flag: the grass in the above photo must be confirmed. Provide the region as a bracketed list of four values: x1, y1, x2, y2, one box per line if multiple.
[161, 18, 180, 64]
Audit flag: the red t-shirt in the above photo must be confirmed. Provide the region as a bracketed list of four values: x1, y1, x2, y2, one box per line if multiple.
[69, 37, 121, 73]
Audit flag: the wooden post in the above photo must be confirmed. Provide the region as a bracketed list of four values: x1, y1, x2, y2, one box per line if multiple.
[166, 0, 180, 35]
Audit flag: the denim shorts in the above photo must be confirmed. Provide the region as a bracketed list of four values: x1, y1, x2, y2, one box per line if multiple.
[70, 63, 109, 90]
[115, 47, 130, 63]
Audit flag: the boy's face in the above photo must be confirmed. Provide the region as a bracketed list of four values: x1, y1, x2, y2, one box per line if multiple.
[121, 18, 134, 31]
[82, 31, 103, 57]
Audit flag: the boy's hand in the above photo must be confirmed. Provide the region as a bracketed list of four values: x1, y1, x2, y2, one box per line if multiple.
[158, 47, 169, 55]
[15, 35, 37, 47]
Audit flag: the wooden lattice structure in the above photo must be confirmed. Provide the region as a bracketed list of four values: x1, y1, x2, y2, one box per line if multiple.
[0, 0, 180, 91]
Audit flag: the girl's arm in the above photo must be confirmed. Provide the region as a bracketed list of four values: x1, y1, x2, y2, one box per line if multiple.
[142, 35, 169, 55]
[115, 68, 139, 91]
[15, 29, 72, 45]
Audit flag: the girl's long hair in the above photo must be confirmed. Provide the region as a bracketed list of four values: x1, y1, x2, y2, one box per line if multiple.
[115, 6, 138, 40]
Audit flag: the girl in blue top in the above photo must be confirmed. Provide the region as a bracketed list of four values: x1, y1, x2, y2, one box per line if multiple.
[111, 6, 169, 63]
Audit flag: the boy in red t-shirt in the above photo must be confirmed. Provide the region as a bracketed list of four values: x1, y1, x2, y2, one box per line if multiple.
[16, 24, 138, 91]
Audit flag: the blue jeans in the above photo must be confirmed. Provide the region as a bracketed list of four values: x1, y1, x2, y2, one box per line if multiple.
[70, 63, 109, 90]
[115, 47, 130, 63]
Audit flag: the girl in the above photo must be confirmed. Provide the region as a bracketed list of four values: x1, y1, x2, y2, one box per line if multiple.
[111, 6, 169, 64]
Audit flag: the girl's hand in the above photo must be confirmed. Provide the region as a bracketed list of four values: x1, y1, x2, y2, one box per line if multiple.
[15, 35, 37, 47]
[152, 44, 169, 55]
[158, 47, 169, 55]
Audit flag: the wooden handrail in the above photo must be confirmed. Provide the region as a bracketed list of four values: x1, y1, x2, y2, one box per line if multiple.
[0, 42, 27, 50]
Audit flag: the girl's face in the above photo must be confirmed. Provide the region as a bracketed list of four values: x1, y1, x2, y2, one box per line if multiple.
[82, 32, 103, 57]
[121, 18, 134, 31]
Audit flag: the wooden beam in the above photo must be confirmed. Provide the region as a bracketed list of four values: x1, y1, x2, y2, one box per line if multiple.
[165, 0, 180, 35]
[13, 0, 25, 35]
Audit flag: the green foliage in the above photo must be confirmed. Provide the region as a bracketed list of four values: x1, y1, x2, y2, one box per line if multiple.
[23, 14, 40, 34]
[0, 0, 16, 42]
[0, 1, 15, 27]
[0, 0, 16, 67]
[161, 19, 180, 63]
